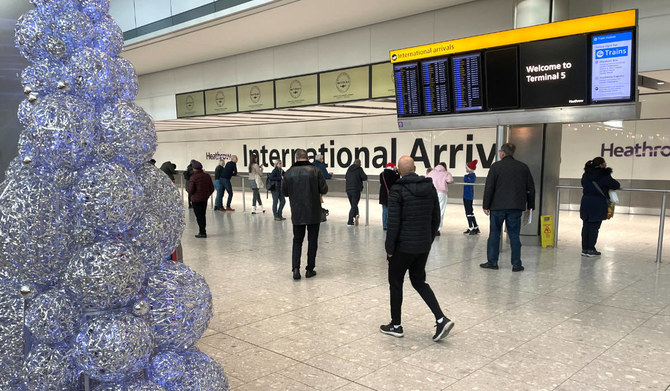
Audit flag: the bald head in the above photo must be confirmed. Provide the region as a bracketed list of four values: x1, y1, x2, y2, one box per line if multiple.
[397, 156, 415, 176]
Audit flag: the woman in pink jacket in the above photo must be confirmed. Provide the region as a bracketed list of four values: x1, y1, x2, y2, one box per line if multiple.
[426, 162, 454, 235]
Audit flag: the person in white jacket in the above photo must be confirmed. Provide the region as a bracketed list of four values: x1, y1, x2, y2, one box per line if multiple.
[426, 162, 454, 235]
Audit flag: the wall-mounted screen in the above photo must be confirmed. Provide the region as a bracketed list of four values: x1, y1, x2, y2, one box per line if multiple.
[452, 53, 483, 112]
[591, 30, 634, 103]
[394, 62, 421, 117]
[484, 47, 519, 110]
[519, 35, 588, 109]
[421, 58, 450, 115]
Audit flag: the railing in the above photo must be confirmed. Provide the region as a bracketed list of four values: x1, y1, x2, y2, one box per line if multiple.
[555, 185, 668, 264]
[177, 172, 372, 226]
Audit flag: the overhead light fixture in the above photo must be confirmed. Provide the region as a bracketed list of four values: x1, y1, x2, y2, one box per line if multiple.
[603, 120, 623, 128]
[657, 81, 666, 85]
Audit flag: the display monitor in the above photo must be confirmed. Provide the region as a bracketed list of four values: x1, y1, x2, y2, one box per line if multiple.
[591, 30, 634, 103]
[452, 53, 483, 112]
[421, 57, 451, 115]
[519, 34, 588, 109]
[394, 62, 421, 117]
[484, 47, 519, 110]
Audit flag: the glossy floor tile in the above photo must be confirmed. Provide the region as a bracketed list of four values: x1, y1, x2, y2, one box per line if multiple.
[185, 193, 670, 390]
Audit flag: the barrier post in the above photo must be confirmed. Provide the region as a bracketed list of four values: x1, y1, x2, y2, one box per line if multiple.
[657, 192, 667, 264]
[365, 181, 369, 226]
[241, 177, 246, 212]
[554, 188, 560, 248]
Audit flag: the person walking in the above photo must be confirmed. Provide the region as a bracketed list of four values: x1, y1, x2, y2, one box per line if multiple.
[426, 162, 454, 235]
[248, 154, 265, 214]
[480, 143, 535, 272]
[345, 159, 367, 226]
[381, 156, 454, 341]
[580, 157, 620, 257]
[213, 159, 225, 211]
[220, 155, 238, 211]
[379, 162, 399, 231]
[282, 149, 328, 280]
[268, 161, 286, 221]
[186, 160, 214, 238]
[463, 160, 480, 235]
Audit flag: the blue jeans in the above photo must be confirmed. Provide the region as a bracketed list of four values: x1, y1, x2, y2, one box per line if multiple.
[214, 179, 223, 208]
[272, 189, 285, 218]
[487, 209, 523, 267]
[382, 204, 388, 229]
[221, 178, 233, 208]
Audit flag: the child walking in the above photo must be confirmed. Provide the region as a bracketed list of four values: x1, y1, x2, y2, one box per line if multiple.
[463, 160, 480, 235]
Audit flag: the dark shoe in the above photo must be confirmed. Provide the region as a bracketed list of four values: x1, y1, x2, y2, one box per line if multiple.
[380, 322, 404, 337]
[591, 249, 602, 256]
[280, 217, 286, 220]
[274, 217, 282, 221]
[225, 207, 235, 211]
[293, 269, 301, 280]
[479, 262, 499, 270]
[581, 250, 593, 257]
[463, 229, 471, 234]
[512, 265, 525, 272]
[435, 231, 441, 236]
[355, 215, 359, 226]
[433, 318, 454, 341]
[195, 233, 207, 238]
[305, 270, 317, 278]
[469, 228, 480, 235]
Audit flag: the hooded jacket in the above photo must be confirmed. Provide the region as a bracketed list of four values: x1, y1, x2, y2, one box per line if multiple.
[385, 174, 440, 255]
[426, 165, 454, 193]
[187, 169, 214, 202]
[160, 161, 177, 181]
[580, 166, 620, 222]
[345, 164, 368, 192]
[282, 161, 328, 225]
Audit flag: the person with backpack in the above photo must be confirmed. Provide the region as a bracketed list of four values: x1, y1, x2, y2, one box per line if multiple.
[379, 162, 400, 231]
[267, 161, 286, 221]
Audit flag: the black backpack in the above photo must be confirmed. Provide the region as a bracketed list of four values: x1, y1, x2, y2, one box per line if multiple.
[266, 175, 275, 191]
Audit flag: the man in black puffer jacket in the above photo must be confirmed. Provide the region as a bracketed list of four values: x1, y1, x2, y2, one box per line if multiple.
[282, 149, 328, 280]
[381, 156, 454, 342]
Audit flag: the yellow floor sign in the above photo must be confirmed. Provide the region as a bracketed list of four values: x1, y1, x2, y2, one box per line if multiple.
[541, 215, 554, 248]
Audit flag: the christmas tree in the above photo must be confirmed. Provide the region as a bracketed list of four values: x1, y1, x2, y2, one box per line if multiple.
[0, 0, 229, 389]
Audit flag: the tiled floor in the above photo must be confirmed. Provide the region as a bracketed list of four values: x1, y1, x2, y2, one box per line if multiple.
[184, 193, 670, 390]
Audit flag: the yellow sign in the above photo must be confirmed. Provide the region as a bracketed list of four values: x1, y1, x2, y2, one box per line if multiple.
[176, 92, 205, 118]
[205, 87, 237, 115]
[238, 81, 275, 112]
[371, 63, 394, 98]
[275, 74, 318, 108]
[320, 66, 369, 103]
[390, 9, 637, 63]
[541, 215, 555, 248]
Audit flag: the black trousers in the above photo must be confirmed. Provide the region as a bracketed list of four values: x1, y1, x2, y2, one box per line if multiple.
[388, 251, 444, 325]
[463, 198, 478, 228]
[581, 220, 602, 251]
[193, 201, 207, 235]
[292, 223, 320, 271]
[347, 191, 361, 224]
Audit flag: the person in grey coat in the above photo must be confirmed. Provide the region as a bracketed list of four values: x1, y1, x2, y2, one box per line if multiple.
[345, 159, 368, 226]
[282, 149, 328, 280]
[480, 143, 535, 272]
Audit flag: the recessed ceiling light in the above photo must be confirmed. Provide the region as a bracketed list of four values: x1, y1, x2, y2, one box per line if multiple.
[658, 81, 666, 85]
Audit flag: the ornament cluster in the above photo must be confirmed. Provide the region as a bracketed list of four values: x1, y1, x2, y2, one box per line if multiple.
[0, 0, 228, 389]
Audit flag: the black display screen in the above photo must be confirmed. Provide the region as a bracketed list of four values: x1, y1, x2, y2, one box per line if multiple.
[394, 63, 421, 117]
[421, 58, 451, 114]
[484, 47, 519, 110]
[452, 53, 483, 112]
[519, 34, 588, 109]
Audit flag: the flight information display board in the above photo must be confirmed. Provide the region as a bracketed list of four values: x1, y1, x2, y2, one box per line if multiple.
[421, 58, 450, 114]
[452, 53, 483, 112]
[394, 63, 421, 117]
[591, 30, 634, 102]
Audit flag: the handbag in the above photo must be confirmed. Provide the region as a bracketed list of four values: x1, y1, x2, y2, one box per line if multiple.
[592, 181, 615, 220]
[320, 207, 329, 222]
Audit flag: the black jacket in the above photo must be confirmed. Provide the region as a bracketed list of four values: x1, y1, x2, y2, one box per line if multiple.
[221, 161, 237, 179]
[483, 156, 535, 211]
[580, 166, 620, 222]
[160, 161, 177, 181]
[385, 174, 440, 255]
[282, 161, 328, 225]
[268, 167, 284, 191]
[345, 164, 368, 192]
[379, 169, 400, 205]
